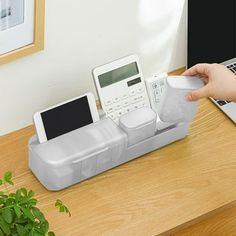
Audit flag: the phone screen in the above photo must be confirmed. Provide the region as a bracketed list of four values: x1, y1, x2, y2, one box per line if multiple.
[41, 96, 93, 140]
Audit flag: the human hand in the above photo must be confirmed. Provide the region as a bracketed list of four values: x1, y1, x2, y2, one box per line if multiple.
[182, 63, 236, 102]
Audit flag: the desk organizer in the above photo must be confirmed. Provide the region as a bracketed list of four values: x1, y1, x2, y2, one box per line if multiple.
[29, 107, 192, 191]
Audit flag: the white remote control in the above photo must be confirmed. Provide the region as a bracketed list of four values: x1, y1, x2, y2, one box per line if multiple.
[145, 72, 168, 113]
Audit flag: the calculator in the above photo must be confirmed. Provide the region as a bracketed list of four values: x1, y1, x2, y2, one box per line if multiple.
[93, 55, 150, 124]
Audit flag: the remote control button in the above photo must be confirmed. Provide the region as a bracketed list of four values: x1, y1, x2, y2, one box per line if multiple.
[152, 82, 158, 89]
[155, 89, 161, 96]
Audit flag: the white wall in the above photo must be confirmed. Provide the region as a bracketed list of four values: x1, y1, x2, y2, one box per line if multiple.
[0, 0, 187, 135]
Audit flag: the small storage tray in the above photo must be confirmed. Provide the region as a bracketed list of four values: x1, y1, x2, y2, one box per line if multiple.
[29, 111, 191, 191]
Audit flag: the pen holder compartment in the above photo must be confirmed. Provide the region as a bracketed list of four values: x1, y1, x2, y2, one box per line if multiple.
[119, 107, 157, 146]
[29, 118, 128, 191]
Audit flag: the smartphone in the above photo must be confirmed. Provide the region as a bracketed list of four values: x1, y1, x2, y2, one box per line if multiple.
[33, 92, 99, 143]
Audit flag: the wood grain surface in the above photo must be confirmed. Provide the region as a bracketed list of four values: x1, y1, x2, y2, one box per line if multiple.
[173, 204, 236, 236]
[0, 68, 236, 236]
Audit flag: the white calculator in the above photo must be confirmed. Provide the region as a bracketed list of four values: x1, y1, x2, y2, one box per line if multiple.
[145, 72, 168, 113]
[93, 55, 150, 124]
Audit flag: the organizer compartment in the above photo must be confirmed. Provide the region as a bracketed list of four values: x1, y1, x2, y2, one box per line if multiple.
[29, 118, 128, 191]
[119, 107, 157, 146]
[126, 122, 190, 162]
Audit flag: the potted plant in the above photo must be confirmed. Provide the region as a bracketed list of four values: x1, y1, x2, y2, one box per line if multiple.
[0, 171, 70, 236]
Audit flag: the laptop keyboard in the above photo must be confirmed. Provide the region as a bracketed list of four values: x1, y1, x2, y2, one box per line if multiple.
[213, 63, 236, 106]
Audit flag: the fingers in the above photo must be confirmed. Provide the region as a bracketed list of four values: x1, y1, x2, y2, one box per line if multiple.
[186, 85, 210, 101]
[182, 63, 211, 76]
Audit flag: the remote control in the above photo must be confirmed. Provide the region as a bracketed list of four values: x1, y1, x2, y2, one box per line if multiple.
[145, 72, 168, 113]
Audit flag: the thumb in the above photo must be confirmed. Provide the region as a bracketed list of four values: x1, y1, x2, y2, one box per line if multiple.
[187, 86, 209, 101]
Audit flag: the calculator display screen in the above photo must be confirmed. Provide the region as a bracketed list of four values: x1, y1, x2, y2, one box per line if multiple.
[98, 62, 139, 88]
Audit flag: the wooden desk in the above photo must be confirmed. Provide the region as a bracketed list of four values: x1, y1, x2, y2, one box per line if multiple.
[0, 69, 236, 235]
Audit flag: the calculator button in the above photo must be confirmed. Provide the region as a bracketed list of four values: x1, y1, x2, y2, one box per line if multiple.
[121, 94, 128, 100]
[108, 113, 116, 120]
[116, 110, 123, 117]
[137, 94, 145, 101]
[129, 90, 136, 96]
[137, 87, 144, 93]
[105, 99, 112, 106]
[132, 104, 139, 110]
[131, 96, 139, 104]
[123, 107, 132, 114]
[115, 104, 122, 110]
[113, 97, 120, 103]
[122, 100, 130, 107]
[106, 107, 114, 114]
[138, 100, 146, 108]
[132, 95, 144, 103]
[114, 118, 119, 124]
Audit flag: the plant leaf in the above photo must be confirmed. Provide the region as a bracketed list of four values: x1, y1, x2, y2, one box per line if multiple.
[48, 232, 56, 236]
[14, 205, 22, 218]
[29, 198, 38, 206]
[55, 199, 62, 208]
[20, 188, 27, 197]
[21, 208, 35, 222]
[16, 224, 28, 236]
[25, 223, 34, 231]
[0, 220, 10, 235]
[55, 199, 71, 216]
[0, 229, 4, 236]
[3, 171, 14, 186]
[41, 220, 49, 234]
[59, 205, 65, 213]
[0, 180, 2, 186]
[15, 189, 21, 203]
[31, 230, 43, 236]
[27, 190, 35, 199]
[2, 208, 13, 224]
[15, 217, 28, 224]
[64, 206, 71, 217]
[32, 207, 45, 223]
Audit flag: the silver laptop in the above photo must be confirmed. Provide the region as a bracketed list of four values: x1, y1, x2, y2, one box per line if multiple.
[209, 58, 236, 124]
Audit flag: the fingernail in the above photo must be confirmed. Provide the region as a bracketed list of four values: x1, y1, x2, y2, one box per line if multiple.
[186, 95, 192, 101]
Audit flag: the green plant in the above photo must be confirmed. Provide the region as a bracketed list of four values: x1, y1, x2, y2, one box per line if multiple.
[0, 171, 71, 236]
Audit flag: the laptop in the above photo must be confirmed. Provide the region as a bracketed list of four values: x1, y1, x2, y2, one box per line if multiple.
[187, 0, 236, 123]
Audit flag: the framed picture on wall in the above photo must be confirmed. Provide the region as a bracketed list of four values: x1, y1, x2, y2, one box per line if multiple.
[0, 0, 45, 64]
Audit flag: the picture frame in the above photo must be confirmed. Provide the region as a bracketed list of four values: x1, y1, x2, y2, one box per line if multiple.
[0, 0, 45, 65]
